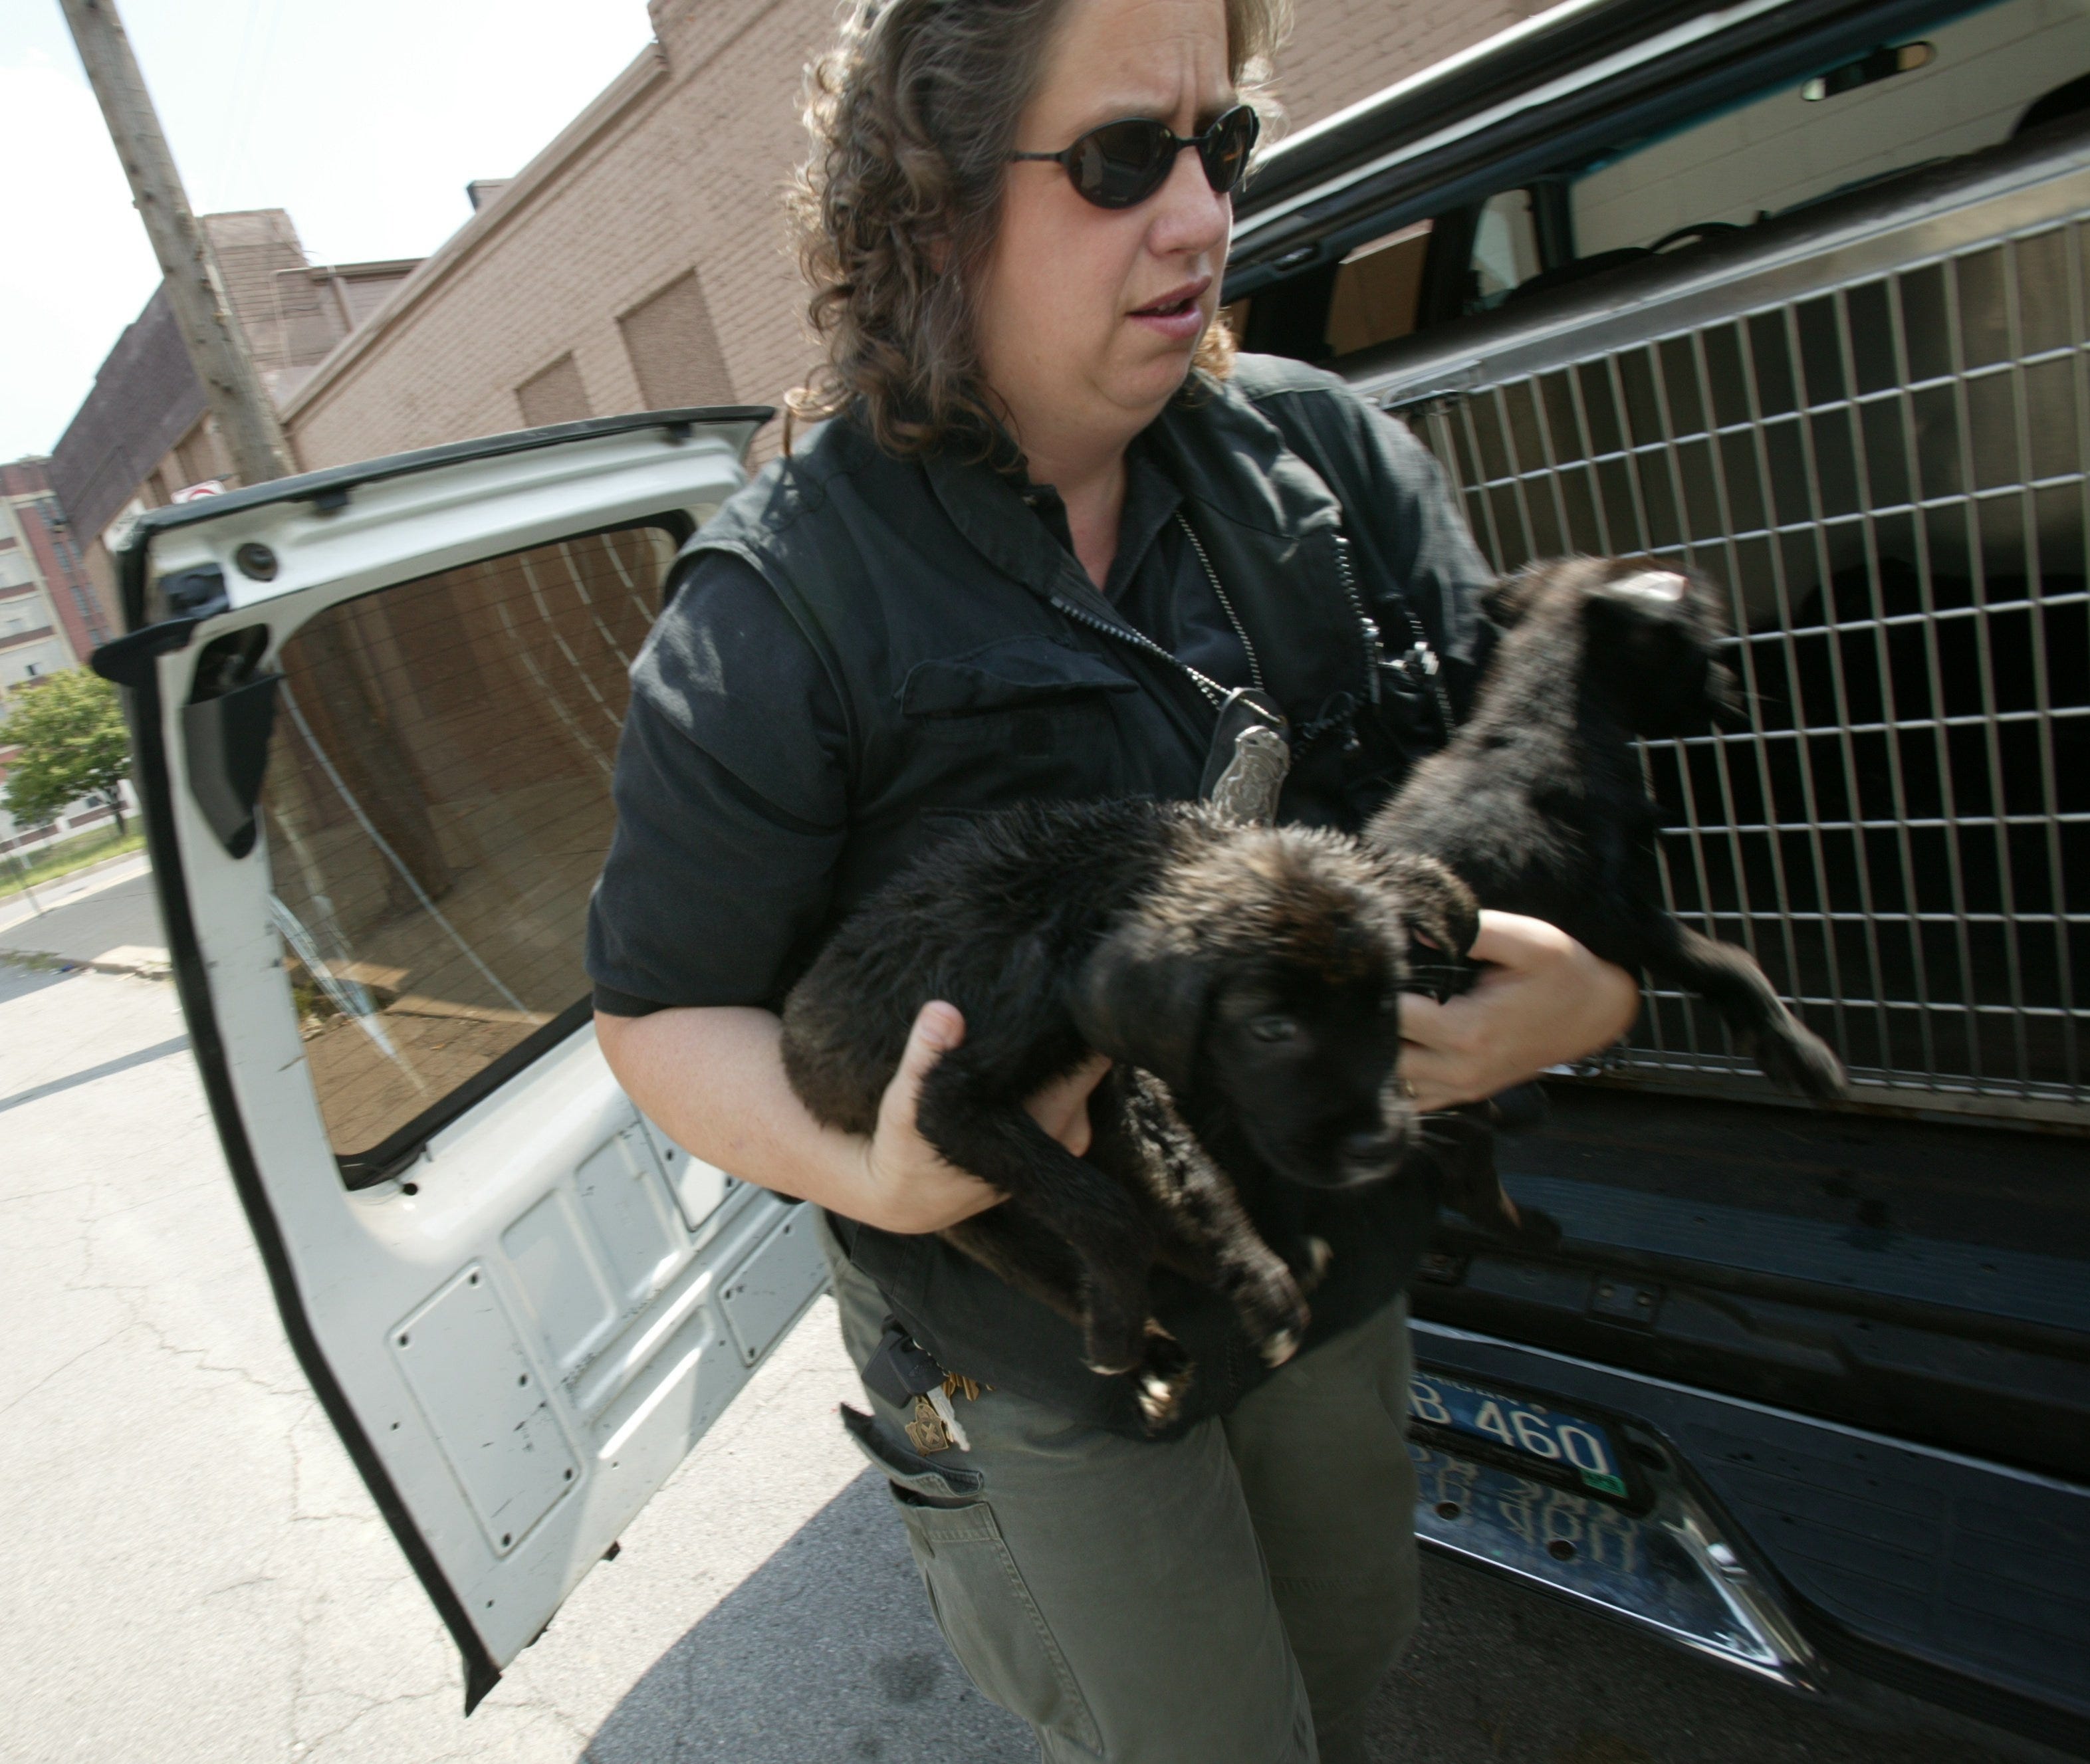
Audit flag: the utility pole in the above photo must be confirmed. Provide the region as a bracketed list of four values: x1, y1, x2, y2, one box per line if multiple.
[7, 843, 46, 917]
[60, 0, 296, 487]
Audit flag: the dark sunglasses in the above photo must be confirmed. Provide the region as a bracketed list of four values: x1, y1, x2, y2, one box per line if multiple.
[1009, 103, 1260, 210]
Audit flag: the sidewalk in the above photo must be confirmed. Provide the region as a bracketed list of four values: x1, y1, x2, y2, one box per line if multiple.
[0, 849, 164, 976]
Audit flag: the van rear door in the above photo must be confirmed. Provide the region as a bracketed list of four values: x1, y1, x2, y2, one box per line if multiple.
[98, 410, 831, 1710]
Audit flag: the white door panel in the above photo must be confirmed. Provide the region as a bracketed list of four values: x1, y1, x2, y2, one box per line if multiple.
[645, 1116, 737, 1234]
[108, 411, 832, 1708]
[721, 1210, 828, 1367]
[391, 1265, 583, 1561]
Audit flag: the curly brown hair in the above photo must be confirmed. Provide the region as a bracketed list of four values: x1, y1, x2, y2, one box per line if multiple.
[786, 0, 1292, 458]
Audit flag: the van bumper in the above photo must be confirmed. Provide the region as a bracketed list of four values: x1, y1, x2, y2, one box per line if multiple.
[1411, 1321, 2090, 1761]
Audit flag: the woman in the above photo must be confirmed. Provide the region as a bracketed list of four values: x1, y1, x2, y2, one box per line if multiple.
[590, 0, 1639, 1757]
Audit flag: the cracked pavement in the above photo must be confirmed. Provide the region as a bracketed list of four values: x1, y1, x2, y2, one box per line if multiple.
[0, 958, 1026, 1764]
[0, 960, 2014, 1763]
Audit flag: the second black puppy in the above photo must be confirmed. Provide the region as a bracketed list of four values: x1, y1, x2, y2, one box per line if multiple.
[781, 797, 1474, 1423]
[1372, 556, 1847, 1105]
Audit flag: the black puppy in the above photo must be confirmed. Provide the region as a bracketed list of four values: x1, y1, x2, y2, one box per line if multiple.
[1370, 556, 1847, 1235]
[781, 797, 1474, 1425]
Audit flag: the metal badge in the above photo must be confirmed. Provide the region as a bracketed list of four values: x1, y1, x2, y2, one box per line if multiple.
[1201, 687, 1292, 826]
[1209, 724, 1292, 825]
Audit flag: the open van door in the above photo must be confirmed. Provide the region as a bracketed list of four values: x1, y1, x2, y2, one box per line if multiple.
[94, 410, 832, 1711]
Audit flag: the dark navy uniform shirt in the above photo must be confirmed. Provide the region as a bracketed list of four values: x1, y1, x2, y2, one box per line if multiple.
[583, 354, 1497, 1434]
[590, 433, 1252, 1016]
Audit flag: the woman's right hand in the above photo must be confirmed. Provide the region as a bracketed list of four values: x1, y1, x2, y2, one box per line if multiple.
[860, 1001, 1111, 1234]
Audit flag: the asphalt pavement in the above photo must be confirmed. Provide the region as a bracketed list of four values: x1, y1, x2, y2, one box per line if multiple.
[0, 848, 163, 972]
[0, 958, 2013, 1763]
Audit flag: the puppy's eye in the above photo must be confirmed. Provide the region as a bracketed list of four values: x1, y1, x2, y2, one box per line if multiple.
[1248, 1014, 1300, 1044]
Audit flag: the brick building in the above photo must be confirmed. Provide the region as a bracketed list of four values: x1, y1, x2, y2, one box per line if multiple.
[279, 0, 1548, 471]
[0, 458, 131, 855]
[47, 209, 419, 617]
[0, 458, 106, 693]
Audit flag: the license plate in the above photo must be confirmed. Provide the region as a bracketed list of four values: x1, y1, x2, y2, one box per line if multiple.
[1408, 1371, 1631, 1500]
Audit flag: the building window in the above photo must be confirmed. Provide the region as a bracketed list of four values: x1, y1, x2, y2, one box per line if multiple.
[71, 584, 110, 647]
[515, 352, 592, 428]
[618, 270, 735, 411]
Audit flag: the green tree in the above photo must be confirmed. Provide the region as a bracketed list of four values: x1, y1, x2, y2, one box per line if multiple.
[1, 669, 132, 837]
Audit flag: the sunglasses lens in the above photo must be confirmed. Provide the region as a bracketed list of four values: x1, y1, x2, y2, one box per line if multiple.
[1057, 108, 1258, 209]
[1199, 106, 1258, 194]
[1075, 119, 1177, 208]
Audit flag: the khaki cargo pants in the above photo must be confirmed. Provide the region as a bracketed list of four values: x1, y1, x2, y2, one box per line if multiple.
[821, 1219, 1421, 1763]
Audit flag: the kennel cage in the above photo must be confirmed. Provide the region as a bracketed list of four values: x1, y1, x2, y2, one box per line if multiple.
[1353, 133, 2090, 1129]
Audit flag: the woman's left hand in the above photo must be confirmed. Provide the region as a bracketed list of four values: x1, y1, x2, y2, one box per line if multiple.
[1397, 911, 1641, 1112]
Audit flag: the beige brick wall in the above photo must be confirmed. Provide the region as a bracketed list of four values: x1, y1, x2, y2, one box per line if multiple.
[205, 209, 311, 378]
[1275, 0, 1549, 128]
[285, 0, 1543, 471]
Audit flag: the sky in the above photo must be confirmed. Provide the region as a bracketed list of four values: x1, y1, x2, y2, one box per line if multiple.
[0, 0, 658, 461]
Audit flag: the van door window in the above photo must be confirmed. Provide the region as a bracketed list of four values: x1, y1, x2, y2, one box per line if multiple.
[260, 524, 677, 1182]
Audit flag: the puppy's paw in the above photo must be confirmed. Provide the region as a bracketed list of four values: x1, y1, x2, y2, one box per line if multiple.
[1226, 1256, 1310, 1367]
[1133, 1323, 1195, 1432]
[1082, 1300, 1160, 1378]
[1756, 1024, 1849, 1100]
[1268, 1234, 1331, 1297]
[1238, 1264, 1310, 1368]
[1259, 1321, 1306, 1368]
[1254, 1285, 1311, 1366]
[1082, 1326, 1145, 1378]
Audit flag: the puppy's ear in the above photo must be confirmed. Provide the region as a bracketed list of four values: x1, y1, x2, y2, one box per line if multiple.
[1071, 920, 1212, 1096]
[1374, 851, 1480, 956]
[1584, 571, 1736, 735]
[1584, 562, 1730, 635]
[1581, 588, 1682, 681]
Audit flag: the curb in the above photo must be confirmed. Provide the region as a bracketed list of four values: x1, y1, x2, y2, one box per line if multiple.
[0, 849, 152, 912]
[1, 946, 173, 982]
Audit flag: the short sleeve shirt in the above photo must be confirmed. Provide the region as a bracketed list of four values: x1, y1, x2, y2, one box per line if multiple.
[587, 433, 1253, 1016]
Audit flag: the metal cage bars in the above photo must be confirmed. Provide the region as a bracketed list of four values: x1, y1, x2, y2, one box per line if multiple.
[1393, 215, 2089, 1123]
